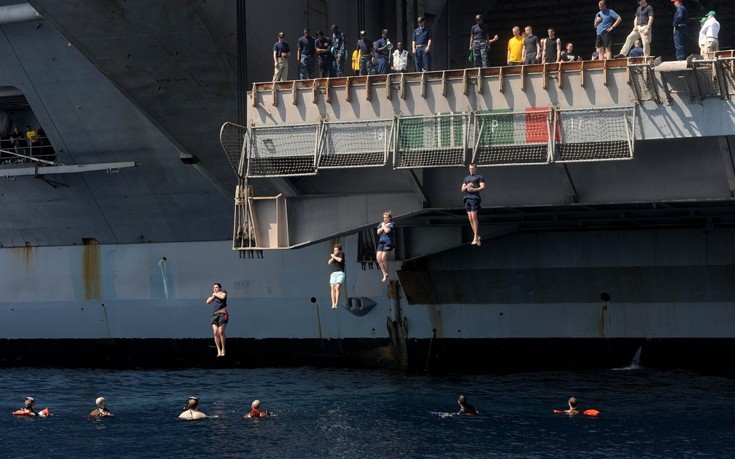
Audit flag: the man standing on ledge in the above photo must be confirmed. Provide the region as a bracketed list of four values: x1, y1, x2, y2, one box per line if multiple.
[615, 0, 654, 58]
[672, 0, 688, 60]
[461, 163, 486, 246]
[700, 11, 719, 59]
[272, 32, 290, 82]
[468, 14, 498, 69]
[206, 282, 228, 357]
[507, 26, 525, 65]
[297, 27, 316, 79]
[594, 0, 622, 60]
[412, 16, 432, 71]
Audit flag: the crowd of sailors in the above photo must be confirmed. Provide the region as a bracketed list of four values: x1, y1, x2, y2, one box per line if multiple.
[272, 1, 723, 82]
[0, 123, 55, 164]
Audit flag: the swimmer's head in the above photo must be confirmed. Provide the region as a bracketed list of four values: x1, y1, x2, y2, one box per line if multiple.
[24, 397, 35, 409]
[251, 399, 261, 410]
[568, 397, 578, 408]
[96, 397, 106, 408]
[188, 396, 199, 409]
[457, 394, 467, 406]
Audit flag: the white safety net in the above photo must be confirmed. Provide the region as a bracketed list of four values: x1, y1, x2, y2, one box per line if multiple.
[247, 123, 320, 177]
[319, 119, 393, 169]
[554, 106, 635, 162]
[472, 109, 552, 166]
[219, 122, 247, 177]
[394, 114, 468, 169]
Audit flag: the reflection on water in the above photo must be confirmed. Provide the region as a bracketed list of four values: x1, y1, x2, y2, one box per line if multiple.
[0, 367, 734, 458]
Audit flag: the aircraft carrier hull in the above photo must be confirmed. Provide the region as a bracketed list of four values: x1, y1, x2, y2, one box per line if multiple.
[1, 229, 734, 373]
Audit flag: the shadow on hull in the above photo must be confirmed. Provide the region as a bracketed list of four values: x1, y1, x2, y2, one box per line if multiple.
[1, 338, 733, 376]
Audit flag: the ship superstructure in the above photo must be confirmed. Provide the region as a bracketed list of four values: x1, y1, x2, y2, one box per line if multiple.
[1, 1, 735, 372]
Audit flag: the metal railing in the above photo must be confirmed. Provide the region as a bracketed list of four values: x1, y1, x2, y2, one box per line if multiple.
[0, 136, 57, 166]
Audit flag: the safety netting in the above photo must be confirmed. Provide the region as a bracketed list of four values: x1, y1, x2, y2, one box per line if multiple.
[472, 109, 552, 166]
[394, 113, 468, 169]
[554, 106, 635, 162]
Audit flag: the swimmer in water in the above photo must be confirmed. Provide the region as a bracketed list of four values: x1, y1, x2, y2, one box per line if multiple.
[565, 396, 580, 415]
[179, 396, 207, 420]
[18, 397, 37, 415]
[244, 399, 271, 418]
[457, 394, 479, 415]
[14, 397, 50, 417]
[90, 397, 113, 417]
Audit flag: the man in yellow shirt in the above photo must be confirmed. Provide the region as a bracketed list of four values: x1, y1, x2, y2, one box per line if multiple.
[507, 26, 524, 65]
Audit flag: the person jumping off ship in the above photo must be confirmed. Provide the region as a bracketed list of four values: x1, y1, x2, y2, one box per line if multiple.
[376, 211, 395, 282]
[461, 163, 486, 246]
[206, 282, 228, 357]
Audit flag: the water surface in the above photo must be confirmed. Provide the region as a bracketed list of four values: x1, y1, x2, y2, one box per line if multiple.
[1, 367, 733, 458]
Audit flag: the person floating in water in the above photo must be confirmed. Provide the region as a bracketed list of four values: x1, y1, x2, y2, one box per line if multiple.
[90, 397, 113, 417]
[206, 282, 228, 357]
[376, 210, 395, 282]
[179, 396, 207, 420]
[461, 163, 486, 246]
[553, 396, 600, 416]
[244, 399, 271, 418]
[328, 243, 345, 309]
[13, 396, 50, 416]
[457, 394, 479, 416]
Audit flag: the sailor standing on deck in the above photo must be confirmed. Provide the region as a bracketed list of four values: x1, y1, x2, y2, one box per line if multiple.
[206, 282, 228, 357]
[700, 11, 719, 59]
[272, 32, 290, 82]
[672, 0, 688, 60]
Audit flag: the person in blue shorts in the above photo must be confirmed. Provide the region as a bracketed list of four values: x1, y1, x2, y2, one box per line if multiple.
[461, 163, 486, 246]
[376, 211, 395, 282]
[328, 243, 345, 309]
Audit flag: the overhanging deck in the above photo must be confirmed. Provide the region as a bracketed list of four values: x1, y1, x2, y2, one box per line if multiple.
[226, 55, 735, 251]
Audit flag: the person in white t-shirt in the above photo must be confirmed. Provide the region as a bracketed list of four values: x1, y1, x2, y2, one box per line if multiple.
[391, 41, 409, 72]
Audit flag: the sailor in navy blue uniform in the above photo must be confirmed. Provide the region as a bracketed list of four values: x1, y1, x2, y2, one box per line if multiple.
[374, 29, 391, 74]
[412, 16, 432, 71]
[297, 28, 316, 80]
[672, 0, 688, 60]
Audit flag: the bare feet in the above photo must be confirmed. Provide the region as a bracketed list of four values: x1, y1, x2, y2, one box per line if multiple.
[332, 304, 338, 309]
[471, 238, 477, 245]
[476, 236, 481, 247]
[382, 274, 387, 282]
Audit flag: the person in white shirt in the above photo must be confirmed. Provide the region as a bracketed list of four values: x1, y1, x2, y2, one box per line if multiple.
[391, 41, 409, 72]
[700, 11, 720, 58]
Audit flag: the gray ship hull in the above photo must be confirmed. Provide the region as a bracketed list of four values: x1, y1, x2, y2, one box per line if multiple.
[2, 230, 734, 372]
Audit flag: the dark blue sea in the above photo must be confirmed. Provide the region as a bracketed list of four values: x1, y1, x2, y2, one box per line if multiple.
[1, 366, 734, 458]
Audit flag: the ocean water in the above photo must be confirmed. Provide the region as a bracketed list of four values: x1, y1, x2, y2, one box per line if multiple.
[1, 366, 734, 458]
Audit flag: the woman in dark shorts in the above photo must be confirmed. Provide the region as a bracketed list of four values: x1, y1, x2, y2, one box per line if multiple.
[206, 282, 228, 357]
[376, 211, 395, 282]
